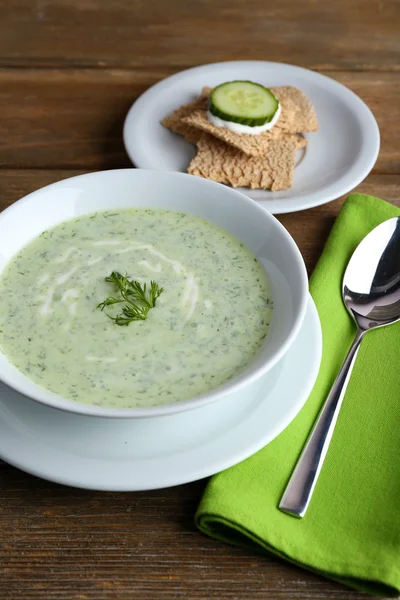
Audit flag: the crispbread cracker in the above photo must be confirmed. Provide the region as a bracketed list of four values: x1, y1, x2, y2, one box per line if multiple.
[270, 86, 318, 133]
[188, 133, 296, 191]
[182, 109, 302, 157]
[162, 85, 313, 190]
[161, 87, 212, 144]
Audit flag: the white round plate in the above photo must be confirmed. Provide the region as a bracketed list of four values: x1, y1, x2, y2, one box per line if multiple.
[124, 61, 380, 214]
[0, 296, 321, 491]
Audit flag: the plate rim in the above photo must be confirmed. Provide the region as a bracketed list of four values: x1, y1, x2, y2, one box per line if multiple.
[0, 295, 322, 491]
[123, 59, 380, 215]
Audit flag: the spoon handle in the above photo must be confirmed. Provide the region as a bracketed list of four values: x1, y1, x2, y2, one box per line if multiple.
[279, 329, 365, 518]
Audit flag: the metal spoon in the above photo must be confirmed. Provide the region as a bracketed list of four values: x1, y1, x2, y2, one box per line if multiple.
[279, 216, 400, 518]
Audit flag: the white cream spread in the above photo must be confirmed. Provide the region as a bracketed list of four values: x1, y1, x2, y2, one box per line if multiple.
[207, 102, 281, 135]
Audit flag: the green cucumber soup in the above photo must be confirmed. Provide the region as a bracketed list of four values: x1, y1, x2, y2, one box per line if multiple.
[0, 209, 273, 408]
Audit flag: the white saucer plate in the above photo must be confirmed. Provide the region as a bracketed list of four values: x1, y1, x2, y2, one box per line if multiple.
[124, 61, 380, 214]
[0, 296, 321, 491]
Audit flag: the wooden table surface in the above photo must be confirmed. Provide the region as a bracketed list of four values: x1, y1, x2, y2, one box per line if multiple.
[0, 1, 399, 598]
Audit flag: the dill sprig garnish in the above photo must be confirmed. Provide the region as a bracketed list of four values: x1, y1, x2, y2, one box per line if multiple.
[97, 271, 164, 326]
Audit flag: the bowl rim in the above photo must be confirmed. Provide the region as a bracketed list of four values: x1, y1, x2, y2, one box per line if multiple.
[0, 168, 309, 418]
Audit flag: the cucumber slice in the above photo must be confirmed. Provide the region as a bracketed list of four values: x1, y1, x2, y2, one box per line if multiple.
[209, 81, 279, 127]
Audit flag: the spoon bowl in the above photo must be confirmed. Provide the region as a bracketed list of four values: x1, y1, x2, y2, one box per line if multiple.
[344, 217, 400, 329]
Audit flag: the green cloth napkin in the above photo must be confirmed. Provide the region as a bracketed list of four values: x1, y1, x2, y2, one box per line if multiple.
[196, 194, 400, 597]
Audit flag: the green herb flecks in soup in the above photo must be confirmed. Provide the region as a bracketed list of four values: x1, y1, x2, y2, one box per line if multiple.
[0, 209, 273, 408]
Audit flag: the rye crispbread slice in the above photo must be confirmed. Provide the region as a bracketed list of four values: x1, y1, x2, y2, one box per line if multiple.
[182, 109, 281, 157]
[188, 133, 297, 191]
[183, 107, 310, 157]
[161, 87, 212, 144]
[270, 86, 318, 133]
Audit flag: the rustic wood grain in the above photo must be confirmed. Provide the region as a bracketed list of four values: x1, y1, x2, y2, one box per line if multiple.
[0, 0, 399, 71]
[0, 462, 378, 600]
[0, 0, 399, 597]
[0, 69, 399, 172]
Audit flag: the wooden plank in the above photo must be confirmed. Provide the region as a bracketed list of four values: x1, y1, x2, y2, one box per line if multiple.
[0, 0, 398, 72]
[0, 169, 89, 207]
[0, 69, 399, 172]
[0, 1, 397, 598]
[0, 462, 374, 600]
